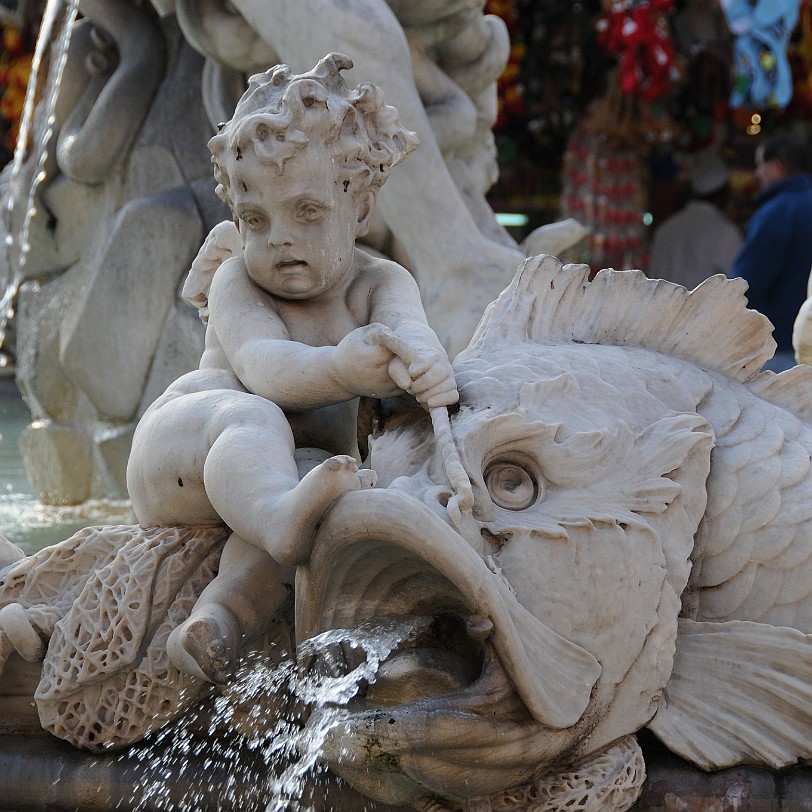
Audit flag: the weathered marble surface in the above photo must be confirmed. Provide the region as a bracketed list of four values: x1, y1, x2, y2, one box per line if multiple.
[3, 730, 811, 811]
[126, 53, 460, 689]
[5, 1, 587, 505]
[4, 258, 812, 810]
[167, 0, 526, 354]
[5, 7, 227, 505]
[2, 7, 809, 810]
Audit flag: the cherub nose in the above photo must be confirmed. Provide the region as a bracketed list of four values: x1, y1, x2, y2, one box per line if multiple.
[267, 220, 293, 248]
[268, 233, 292, 248]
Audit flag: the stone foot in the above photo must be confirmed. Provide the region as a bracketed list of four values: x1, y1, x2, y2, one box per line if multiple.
[167, 605, 240, 684]
[270, 455, 376, 566]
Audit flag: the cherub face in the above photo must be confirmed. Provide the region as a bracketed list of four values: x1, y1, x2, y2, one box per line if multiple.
[229, 146, 372, 301]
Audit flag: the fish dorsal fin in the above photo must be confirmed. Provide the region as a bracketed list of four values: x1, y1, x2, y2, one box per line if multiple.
[465, 256, 775, 382]
[748, 363, 812, 423]
[648, 618, 812, 770]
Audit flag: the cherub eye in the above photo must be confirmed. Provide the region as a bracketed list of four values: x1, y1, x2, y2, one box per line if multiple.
[241, 212, 267, 231]
[483, 462, 539, 510]
[297, 202, 326, 221]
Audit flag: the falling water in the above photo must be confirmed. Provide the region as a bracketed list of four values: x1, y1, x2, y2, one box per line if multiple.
[121, 616, 431, 812]
[0, 0, 79, 363]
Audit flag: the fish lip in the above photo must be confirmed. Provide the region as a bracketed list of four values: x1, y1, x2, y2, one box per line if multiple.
[296, 489, 600, 729]
[295, 488, 601, 803]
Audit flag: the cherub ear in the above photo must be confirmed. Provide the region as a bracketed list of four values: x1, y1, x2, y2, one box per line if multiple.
[354, 190, 376, 237]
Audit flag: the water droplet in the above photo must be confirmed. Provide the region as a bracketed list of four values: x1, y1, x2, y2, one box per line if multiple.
[116, 617, 427, 811]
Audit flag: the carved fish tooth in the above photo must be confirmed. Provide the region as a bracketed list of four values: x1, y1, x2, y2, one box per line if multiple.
[466, 614, 493, 641]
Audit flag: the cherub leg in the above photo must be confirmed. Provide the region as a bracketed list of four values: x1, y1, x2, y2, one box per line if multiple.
[203, 413, 375, 567]
[167, 533, 290, 682]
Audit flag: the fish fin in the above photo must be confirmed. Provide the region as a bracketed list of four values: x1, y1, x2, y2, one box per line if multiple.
[648, 618, 812, 769]
[463, 257, 775, 382]
[748, 365, 812, 423]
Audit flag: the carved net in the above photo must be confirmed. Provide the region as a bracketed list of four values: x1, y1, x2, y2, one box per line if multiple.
[490, 735, 646, 812]
[33, 524, 228, 751]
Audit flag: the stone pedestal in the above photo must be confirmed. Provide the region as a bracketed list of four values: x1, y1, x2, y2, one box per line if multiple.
[1, 721, 811, 811]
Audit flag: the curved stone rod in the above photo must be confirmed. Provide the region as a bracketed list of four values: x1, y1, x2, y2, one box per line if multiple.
[55, 0, 164, 185]
[175, 0, 277, 76]
[199, 59, 248, 136]
[50, 19, 97, 127]
[369, 323, 474, 523]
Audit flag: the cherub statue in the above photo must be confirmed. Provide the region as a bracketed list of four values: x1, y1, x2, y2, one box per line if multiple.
[165, 0, 527, 355]
[126, 53, 459, 684]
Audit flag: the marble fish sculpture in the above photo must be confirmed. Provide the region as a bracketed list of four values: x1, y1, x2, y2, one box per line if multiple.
[4, 257, 812, 811]
[296, 256, 812, 807]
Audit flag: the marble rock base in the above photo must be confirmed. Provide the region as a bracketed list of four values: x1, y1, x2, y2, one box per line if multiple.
[1, 726, 811, 811]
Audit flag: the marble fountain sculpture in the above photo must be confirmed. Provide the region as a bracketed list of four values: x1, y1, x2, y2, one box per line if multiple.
[3, 53, 812, 811]
[3, 0, 585, 507]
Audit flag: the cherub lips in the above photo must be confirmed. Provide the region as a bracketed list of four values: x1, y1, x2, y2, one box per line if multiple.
[275, 256, 307, 271]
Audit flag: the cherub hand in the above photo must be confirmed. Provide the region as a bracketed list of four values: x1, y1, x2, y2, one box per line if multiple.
[334, 324, 405, 399]
[388, 346, 458, 409]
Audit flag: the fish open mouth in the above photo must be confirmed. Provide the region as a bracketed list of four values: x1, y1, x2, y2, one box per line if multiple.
[295, 488, 602, 805]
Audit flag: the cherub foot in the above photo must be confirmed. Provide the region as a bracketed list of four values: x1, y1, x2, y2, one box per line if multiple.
[296, 454, 377, 509]
[270, 455, 376, 566]
[321, 455, 377, 488]
[167, 605, 240, 684]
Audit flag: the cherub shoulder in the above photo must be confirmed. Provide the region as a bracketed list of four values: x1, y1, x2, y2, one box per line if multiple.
[207, 254, 255, 303]
[352, 248, 420, 295]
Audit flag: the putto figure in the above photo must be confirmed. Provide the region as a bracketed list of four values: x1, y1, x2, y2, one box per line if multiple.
[126, 53, 459, 684]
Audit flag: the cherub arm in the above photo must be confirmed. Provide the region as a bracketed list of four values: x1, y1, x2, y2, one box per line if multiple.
[207, 256, 401, 410]
[364, 259, 459, 409]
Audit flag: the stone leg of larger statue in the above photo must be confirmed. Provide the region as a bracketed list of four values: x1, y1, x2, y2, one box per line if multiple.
[8, 10, 224, 505]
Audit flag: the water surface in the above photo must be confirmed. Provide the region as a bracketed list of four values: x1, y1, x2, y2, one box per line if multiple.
[0, 377, 133, 554]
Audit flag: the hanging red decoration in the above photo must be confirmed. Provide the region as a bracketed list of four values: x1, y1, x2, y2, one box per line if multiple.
[597, 0, 678, 101]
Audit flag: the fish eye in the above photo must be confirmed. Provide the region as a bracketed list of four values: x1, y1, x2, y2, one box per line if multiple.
[483, 461, 539, 510]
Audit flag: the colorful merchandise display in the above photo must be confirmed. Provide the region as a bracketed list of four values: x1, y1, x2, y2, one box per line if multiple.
[721, 0, 802, 108]
[560, 123, 647, 271]
[597, 0, 678, 102]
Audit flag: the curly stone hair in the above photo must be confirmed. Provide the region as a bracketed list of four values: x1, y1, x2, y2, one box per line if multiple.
[208, 52, 419, 210]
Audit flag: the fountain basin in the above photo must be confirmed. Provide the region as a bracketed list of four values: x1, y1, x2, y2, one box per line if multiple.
[3, 709, 812, 812]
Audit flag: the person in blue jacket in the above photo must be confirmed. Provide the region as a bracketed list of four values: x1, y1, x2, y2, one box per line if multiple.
[732, 132, 812, 372]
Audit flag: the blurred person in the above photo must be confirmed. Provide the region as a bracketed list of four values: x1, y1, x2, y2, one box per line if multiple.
[732, 132, 812, 372]
[649, 150, 743, 289]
